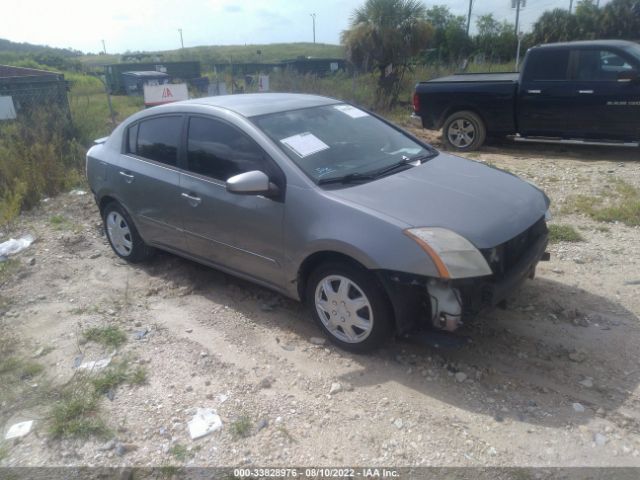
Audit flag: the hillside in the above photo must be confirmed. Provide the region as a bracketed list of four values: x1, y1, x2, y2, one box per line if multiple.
[79, 42, 345, 68]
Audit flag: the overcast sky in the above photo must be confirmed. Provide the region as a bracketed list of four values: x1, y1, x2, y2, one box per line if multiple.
[4, 0, 612, 54]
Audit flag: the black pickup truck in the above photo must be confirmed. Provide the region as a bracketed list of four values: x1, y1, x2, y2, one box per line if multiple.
[412, 40, 640, 151]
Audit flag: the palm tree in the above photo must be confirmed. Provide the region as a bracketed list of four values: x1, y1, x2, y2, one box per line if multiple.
[341, 0, 433, 107]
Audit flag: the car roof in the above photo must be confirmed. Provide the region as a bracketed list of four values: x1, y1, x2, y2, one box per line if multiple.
[173, 93, 342, 118]
[534, 39, 638, 50]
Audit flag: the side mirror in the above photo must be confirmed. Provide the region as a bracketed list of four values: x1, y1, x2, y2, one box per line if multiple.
[226, 170, 278, 197]
[617, 70, 639, 83]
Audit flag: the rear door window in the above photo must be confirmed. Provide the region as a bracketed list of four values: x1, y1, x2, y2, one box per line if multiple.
[134, 116, 182, 166]
[525, 49, 570, 81]
[186, 116, 267, 181]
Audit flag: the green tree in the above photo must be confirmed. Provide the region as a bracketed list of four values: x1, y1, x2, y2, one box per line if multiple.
[530, 9, 579, 44]
[475, 14, 517, 62]
[600, 0, 640, 38]
[425, 6, 472, 64]
[341, 0, 433, 107]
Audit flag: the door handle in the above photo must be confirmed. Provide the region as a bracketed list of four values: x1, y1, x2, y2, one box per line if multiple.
[181, 192, 202, 207]
[578, 90, 594, 94]
[527, 89, 541, 94]
[119, 171, 134, 183]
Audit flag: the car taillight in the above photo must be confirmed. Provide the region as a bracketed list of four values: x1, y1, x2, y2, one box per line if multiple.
[412, 92, 420, 113]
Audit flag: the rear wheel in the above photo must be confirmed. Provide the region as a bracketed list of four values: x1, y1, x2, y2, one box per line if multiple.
[103, 202, 153, 263]
[306, 262, 393, 353]
[442, 110, 486, 151]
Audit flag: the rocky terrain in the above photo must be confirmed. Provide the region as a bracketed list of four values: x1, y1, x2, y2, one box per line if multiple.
[1, 135, 639, 470]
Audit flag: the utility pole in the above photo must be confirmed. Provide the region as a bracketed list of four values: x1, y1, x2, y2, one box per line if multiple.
[101, 39, 106, 54]
[466, 0, 473, 35]
[512, 0, 525, 70]
[514, 0, 522, 37]
[178, 29, 184, 49]
[310, 13, 317, 44]
[569, 0, 574, 13]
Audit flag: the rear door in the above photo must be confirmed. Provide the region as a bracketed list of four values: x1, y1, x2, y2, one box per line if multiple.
[117, 115, 187, 251]
[179, 115, 286, 286]
[518, 48, 576, 136]
[571, 47, 640, 140]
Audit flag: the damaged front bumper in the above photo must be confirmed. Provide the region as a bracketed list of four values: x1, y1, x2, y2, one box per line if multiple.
[376, 228, 549, 336]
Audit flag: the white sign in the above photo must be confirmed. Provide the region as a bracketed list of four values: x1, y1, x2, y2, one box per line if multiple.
[280, 132, 329, 158]
[143, 83, 188, 106]
[0, 96, 17, 120]
[258, 75, 270, 92]
[334, 104, 369, 119]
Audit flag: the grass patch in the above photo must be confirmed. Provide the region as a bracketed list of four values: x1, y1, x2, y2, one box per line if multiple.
[229, 416, 252, 439]
[50, 386, 109, 439]
[0, 356, 43, 380]
[564, 180, 640, 226]
[50, 214, 82, 233]
[0, 443, 7, 461]
[83, 325, 127, 348]
[92, 360, 148, 394]
[169, 443, 191, 462]
[548, 224, 585, 244]
[0, 258, 21, 285]
[130, 366, 148, 385]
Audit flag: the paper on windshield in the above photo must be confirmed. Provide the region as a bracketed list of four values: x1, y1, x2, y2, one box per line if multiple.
[280, 132, 329, 158]
[334, 104, 369, 119]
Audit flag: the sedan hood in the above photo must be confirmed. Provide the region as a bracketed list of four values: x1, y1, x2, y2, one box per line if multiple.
[327, 153, 549, 249]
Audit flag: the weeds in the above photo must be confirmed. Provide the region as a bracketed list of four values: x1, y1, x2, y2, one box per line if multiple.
[50, 386, 109, 438]
[130, 366, 148, 385]
[548, 224, 585, 244]
[169, 443, 191, 462]
[83, 325, 127, 348]
[230, 416, 252, 439]
[564, 180, 640, 226]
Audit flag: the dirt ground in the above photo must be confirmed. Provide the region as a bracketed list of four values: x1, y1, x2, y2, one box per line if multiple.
[1, 132, 639, 468]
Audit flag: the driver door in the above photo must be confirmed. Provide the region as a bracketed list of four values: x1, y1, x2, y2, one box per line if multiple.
[179, 115, 286, 286]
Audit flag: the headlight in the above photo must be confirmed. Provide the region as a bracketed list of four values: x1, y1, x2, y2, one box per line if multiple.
[404, 227, 493, 279]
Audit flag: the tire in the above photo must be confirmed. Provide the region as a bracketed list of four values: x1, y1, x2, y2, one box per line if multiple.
[102, 202, 153, 263]
[442, 110, 486, 151]
[306, 261, 394, 353]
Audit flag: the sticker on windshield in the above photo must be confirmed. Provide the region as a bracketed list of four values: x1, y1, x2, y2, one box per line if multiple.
[333, 105, 369, 119]
[280, 132, 329, 158]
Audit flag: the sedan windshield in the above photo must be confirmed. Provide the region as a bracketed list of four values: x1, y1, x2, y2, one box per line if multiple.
[253, 104, 436, 184]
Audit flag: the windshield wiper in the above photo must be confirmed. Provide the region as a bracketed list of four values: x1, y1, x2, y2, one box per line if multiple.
[317, 172, 376, 185]
[368, 152, 438, 179]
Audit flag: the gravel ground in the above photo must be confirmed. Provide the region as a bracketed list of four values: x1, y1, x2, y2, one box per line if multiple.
[1, 135, 639, 468]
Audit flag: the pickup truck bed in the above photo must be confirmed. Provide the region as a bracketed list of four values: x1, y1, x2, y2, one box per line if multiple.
[424, 73, 519, 83]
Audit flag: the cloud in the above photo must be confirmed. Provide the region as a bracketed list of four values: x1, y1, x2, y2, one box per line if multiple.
[223, 4, 242, 13]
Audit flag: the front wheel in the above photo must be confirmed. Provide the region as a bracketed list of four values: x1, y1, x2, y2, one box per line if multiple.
[442, 110, 486, 151]
[306, 262, 394, 353]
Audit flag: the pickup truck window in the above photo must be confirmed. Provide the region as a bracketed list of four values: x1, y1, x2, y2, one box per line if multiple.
[576, 49, 634, 81]
[135, 116, 182, 167]
[524, 49, 570, 81]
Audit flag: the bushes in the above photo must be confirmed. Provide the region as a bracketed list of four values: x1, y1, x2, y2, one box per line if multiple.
[0, 107, 84, 225]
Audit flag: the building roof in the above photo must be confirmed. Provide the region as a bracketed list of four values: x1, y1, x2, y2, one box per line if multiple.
[122, 71, 170, 78]
[0, 64, 62, 80]
[177, 93, 341, 117]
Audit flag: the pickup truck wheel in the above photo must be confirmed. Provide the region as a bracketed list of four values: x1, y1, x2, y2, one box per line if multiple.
[443, 111, 486, 151]
[306, 262, 393, 353]
[103, 202, 154, 263]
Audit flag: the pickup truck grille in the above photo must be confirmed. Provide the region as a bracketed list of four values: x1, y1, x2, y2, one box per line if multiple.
[481, 216, 548, 279]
